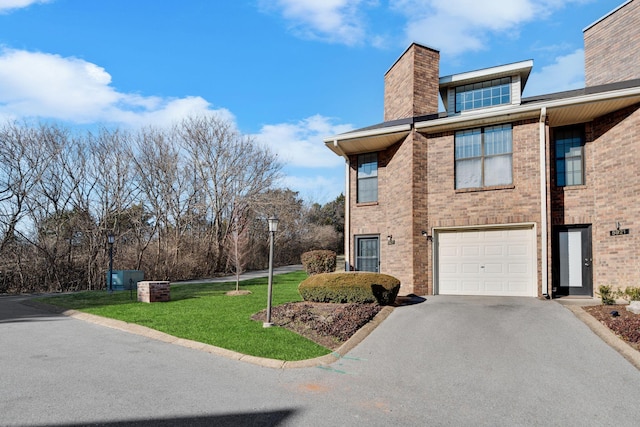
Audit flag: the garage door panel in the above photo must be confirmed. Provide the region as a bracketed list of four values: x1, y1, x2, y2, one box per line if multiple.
[508, 281, 528, 292]
[484, 281, 504, 292]
[484, 245, 504, 256]
[437, 227, 536, 297]
[460, 231, 480, 240]
[439, 280, 458, 293]
[440, 245, 459, 257]
[440, 263, 459, 274]
[508, 244, 528, 256]
[462, 263, 480, 273]
[508, 263, 528, 274]
[462, 281, 481, 291]
[484, 263, 503, 274]
[461, 246, 480, 257]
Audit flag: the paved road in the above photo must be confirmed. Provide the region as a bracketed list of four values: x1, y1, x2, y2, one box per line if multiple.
[2, 292, 640, 426]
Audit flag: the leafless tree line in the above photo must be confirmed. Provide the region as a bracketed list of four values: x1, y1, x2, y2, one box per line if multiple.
[0, 116, 341, 293]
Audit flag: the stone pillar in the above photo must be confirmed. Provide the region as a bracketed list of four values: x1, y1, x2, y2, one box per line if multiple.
[137, 281, 170, 303]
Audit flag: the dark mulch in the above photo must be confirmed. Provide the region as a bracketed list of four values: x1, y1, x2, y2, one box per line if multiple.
[252, 302, 382, 350]
[584, 304, 640, 351]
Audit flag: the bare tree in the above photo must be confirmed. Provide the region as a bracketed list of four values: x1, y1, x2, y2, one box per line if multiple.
[0, 122, 53, 291]
[179, 115, 282, 273]
[225, 207, 251, 292]
[0, 116, 289, 293]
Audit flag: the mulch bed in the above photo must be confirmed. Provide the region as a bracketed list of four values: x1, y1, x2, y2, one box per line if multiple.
[583, 304, 640, 351]
[252, 302, 382, 350]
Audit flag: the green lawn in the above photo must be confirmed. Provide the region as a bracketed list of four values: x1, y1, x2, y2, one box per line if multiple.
[38, 271, 331, 361]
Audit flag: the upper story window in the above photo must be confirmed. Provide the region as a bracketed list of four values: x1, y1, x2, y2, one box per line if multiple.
[455, 124, 513, 189]
[357, 153, 378, 203]
[554, 126, 584, 186]
[455, 77, 511, 112]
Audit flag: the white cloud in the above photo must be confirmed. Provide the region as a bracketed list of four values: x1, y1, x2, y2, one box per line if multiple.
[262, 0, 368, 45]
[0, 0, 50, 13]
[390, 0, 591, 55]
[253, 114, 352, 168]
[524, 49, 585, 97]
[262, 0, 593, 54]
[0, 48, 231, 126]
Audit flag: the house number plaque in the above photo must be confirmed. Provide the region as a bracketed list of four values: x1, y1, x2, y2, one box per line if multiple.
[610, 229, 630, 236]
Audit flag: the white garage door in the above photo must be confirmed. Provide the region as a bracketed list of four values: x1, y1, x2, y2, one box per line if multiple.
[437, 227, 537, 297]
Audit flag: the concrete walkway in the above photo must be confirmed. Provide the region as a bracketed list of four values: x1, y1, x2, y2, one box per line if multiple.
[3, 285, 640, 425]
[172, 264, 304, 285]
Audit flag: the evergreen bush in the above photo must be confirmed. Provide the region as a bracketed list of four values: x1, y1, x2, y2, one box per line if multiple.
[301, 250, 337, 275]
[298, 272, 400, 305]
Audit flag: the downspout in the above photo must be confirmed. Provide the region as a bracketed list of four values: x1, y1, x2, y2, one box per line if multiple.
[334, 140, 351, 271]
[539, 107, 550, 298]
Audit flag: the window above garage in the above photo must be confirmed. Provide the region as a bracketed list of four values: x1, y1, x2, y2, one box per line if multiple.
[455, 124, 513, 189]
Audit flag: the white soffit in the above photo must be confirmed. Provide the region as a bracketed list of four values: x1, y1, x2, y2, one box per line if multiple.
[324, 124, 411, 156]
[416, 86, 640, 132]
[546, 94, 640, 127]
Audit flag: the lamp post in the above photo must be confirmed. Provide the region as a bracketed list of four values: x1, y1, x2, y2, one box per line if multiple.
[263, 216, 279, 328]
[107, 232, 115, 294]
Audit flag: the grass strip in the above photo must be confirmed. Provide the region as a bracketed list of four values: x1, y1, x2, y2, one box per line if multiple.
[38, 271, 330, 361]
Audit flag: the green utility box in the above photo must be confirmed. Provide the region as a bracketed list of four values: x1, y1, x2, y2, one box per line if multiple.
[106, 270, 144, 291]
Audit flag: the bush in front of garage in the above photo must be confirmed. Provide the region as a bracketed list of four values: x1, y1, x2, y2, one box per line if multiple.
[298, 272, 400, 305]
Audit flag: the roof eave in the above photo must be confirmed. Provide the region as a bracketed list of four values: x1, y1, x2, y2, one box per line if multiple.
[324, 124, 412, 157]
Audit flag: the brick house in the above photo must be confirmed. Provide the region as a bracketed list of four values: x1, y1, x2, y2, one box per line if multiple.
[324, 0, 640, 298]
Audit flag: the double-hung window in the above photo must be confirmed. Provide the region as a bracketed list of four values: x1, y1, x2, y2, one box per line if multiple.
[554, 126, 584, 186]
[357, 153, 378, 203]
[455, 124, 513, 189]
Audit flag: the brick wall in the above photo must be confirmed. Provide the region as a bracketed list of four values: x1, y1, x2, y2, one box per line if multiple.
[384, 44, 440, 121]
[423, 119, 543, 295]
[585, 0, 640, 86]
[412, 132, 430, 294]
[349, 120, 545, 296]
[348, 133, 416, 294]
[552, 104, 640, 290]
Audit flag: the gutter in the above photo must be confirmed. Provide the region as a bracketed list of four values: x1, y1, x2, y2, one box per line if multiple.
[539, 107, 550, 299]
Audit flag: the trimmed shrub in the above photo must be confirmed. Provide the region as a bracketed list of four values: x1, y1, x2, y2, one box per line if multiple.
[598, 285, 616, 305]
[622, 286, 640, 301]
[301, 250, 337, 275]
[298, 272, 400, 305]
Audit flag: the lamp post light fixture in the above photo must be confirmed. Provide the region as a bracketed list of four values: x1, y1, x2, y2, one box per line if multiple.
[263, 216, 279, 328]
[107, 232, 115, 294]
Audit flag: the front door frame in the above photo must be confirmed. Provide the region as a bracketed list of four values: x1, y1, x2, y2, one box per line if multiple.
[355, 235, 380, 272]
[552, 224, 593, 297]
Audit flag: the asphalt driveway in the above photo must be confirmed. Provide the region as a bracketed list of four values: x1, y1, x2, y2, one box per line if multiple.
[2, 293, 640, 426]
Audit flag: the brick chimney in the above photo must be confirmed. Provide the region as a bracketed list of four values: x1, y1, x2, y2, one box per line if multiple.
[584, 0, 640, 86]
[384, 43, 440, 121]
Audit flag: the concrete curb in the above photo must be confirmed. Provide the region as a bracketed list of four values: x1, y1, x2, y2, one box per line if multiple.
[563, 304, 640, 370]
[22, 299, 395, 370]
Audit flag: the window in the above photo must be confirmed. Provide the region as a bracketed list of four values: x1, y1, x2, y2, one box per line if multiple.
[455, 77, 511, 112]
[455, 124, 513, 189]
[356, 236, 379, 272]
[357, 153, 378, 203]
[554, 126, 584, 186]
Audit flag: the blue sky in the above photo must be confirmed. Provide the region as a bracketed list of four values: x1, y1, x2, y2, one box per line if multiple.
[0, 0, 626, 203]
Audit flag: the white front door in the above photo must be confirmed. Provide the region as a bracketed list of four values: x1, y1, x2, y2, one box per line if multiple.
[437, 227, 537, 296]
